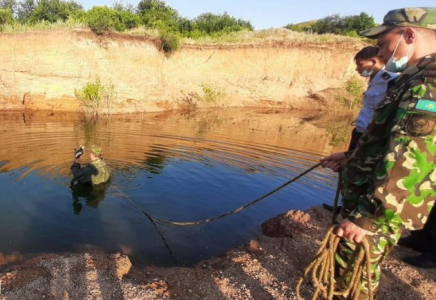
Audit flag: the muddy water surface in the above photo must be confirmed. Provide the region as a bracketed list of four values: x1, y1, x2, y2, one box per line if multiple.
[0, 108, 349, 266]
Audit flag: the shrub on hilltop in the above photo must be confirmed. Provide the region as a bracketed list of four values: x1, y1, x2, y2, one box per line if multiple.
[285, 12, 375, 37]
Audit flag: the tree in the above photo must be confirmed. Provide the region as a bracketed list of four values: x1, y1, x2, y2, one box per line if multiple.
[137, 0, 179, 31]
[311, 14, 342, 34]
[177, 16, 192, 35]
[113, 0, 135, 13]
[115, 9, 141, 30]
[29, 0, 83, 23]
[16, 0, 36, 22]
[0, 0, 16, 14]
[300, 12, 375, 36]
[341, 12, 375, 34]
[192, 12, 253, 35]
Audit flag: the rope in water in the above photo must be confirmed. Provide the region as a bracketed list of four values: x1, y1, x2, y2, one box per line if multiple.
[296, 226, 374, 300]
[119, 162, 322, 226]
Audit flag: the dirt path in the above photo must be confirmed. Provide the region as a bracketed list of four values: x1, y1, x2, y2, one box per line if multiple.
[1, 206, 435, 300]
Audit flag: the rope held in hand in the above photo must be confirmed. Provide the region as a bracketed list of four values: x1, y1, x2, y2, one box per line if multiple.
[296, 226, 374, 300]
[121, 162, 322, 226]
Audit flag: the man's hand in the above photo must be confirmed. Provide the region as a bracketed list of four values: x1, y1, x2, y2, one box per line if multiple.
[320, 152, 348, 172]
[75, 147, 84, 159]
[336, 219, 369, 243]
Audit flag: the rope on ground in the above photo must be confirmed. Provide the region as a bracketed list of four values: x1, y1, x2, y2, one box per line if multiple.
[119, 162, 322, 226]
[296, 226, 374, 300]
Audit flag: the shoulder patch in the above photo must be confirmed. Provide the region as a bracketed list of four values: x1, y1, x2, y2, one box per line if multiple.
[381, 72, 392, 81]
[416, 99, 436, 113]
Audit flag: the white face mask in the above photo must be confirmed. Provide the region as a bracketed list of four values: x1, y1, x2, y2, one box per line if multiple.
[360, 64, 375, 78]
[385, 33, 412, 72]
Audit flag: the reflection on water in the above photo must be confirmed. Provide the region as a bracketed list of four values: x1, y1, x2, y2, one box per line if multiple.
[71, 182, 109, 215]
[0, 108, 348, 266]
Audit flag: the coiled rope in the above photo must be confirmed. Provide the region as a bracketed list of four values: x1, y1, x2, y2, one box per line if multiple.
[118, 162, 322, 226]
[296, 226, 374, 300]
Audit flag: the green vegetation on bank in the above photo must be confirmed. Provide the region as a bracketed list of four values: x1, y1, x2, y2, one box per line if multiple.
[0, 1, 374, 52]
[285, 12, 375, 37]
[0, 0, 254, 53]
[75, 77, 115, 116]
[341, 76, 366, 110]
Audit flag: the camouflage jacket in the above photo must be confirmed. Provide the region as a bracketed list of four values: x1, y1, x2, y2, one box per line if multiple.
[341, 53, 436, 233]
[71, 158, 111, 185]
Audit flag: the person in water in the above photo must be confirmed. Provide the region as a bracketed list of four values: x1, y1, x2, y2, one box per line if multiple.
[71, 146, 111, 185]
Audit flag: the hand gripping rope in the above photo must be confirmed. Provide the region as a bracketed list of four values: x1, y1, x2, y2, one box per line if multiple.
[296, 226, 374, 300]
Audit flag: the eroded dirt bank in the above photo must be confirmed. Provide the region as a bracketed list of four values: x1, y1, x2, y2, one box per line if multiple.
[0, 30, 365, 113]
[1, 206, 435, 300]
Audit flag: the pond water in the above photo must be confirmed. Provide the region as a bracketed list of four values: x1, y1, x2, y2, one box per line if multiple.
[0, 108, 348, 267]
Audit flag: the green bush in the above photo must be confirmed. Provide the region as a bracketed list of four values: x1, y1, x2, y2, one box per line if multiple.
[284, 22, 313, 33]
[159, 29, 180, 55]
[179, 12, 253, 38]
[75, 77, 114, 115]
[86, 6, 121, 34]
[2, 0, 254, 40]
[69, 7, 86, 22]
[28, 0, 83, 24]
[195, 84, 225, 104]
[85, 6, 143, 34]
[285, 12, 375, 37]
[0, 8, 13, 25]
[116, 9, 141, 30]
[336, 76, 365, 110]
[201, 84, 221, 103]
[192, 12, 253, 35]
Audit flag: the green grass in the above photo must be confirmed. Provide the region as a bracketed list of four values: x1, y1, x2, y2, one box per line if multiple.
[0, 19, 86, 33]
[181, 28, 364, 46]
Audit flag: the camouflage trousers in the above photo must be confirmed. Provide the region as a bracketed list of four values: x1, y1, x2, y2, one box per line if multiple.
[339, 172, 368, 217]
[334, 223, 402, 300]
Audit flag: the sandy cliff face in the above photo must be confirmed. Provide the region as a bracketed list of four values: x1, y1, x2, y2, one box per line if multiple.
[0, 30, 363, 112]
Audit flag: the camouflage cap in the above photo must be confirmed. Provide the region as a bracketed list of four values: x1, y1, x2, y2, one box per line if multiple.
[91, 146, 102, 156]
[361, 7, 436, 38]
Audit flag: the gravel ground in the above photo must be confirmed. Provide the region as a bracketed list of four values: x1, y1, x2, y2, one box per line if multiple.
[1, 206, 435, 300]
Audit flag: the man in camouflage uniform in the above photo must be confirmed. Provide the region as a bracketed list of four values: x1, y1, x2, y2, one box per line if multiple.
[71, 146, 111, 185]
[321, 7, 436, 299]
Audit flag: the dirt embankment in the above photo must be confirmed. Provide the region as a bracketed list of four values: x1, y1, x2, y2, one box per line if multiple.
[0, 30, 364, 113]
[1, 206, 435, 300]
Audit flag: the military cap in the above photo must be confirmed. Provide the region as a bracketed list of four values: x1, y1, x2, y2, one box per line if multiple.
[361, 7, 436, 38]
[91, 146, 102, 156]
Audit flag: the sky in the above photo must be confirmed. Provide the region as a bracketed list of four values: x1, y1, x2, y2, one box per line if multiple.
[80, 0, 436, 30]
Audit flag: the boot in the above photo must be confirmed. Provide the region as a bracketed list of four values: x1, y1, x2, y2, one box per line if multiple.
[402, 253, 436, 269]
[397, 232, 428, 253]
[322, 203, 342, 214]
